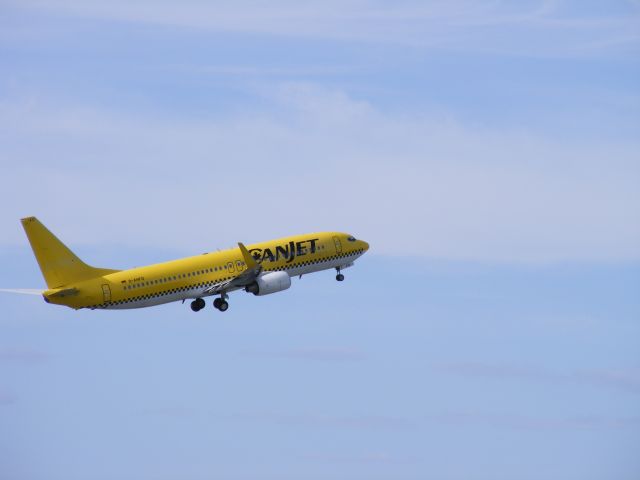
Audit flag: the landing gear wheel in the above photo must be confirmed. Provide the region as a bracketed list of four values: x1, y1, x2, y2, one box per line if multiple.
[336, 273, 345, 282]
[213, 297, 229, 311]
[190, 298, 205, 312]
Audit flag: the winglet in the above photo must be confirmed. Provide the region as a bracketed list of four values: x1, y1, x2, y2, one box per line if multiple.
[238, 242, 259, 270]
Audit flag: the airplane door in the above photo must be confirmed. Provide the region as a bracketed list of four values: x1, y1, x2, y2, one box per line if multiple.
[333, 236, 342, 254]
[101, 284, 111, 302]
[236, 260, 245, 272]
[227, 261, 235, 274]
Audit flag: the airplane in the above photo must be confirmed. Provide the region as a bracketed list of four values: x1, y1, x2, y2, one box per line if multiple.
[4, 217, 369, 312]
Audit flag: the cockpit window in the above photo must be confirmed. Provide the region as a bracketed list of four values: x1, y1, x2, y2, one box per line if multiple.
[347, 236, 356, 242]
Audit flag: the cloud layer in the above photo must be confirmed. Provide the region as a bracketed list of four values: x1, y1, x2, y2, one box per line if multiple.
[8, 0, 640, 57]
[1, 84, 638, 262]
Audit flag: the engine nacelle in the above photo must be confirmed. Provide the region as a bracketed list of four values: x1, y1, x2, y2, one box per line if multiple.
[245, 271, 291, 296]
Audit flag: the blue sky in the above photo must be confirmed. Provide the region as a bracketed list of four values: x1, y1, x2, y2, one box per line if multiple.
[1, 1, 639, 479]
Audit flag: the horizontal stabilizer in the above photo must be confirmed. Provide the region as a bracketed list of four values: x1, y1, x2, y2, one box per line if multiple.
[48, 288, 79, 298]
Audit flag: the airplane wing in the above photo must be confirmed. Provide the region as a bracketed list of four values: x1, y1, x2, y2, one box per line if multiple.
[202, 242, 262, 295]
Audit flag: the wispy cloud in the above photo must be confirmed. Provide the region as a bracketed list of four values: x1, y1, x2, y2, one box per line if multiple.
[243, 346, 366, 362]
[0, 347, 51, 365]
[0, 390, 16, 406]
[431, 411, 640, 430]
[138, 406, 195, 418]
[437, 362, 640, 394]
[228, 409, 640, 433]
[6, 0, 639, 57]
[300, 450, 407, 465]
[1, 85, 637, 263]
[229, 411, 413, 431]
[194, 65, 363, 77]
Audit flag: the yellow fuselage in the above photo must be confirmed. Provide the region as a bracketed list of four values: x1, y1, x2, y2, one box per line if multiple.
[44, 232, 369, 310]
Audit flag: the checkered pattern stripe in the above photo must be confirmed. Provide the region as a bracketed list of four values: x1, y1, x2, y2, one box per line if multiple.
[89, 248, 364, 309]
[267, 249, 362, 273]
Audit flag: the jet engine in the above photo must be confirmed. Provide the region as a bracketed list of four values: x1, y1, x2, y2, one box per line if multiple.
[245, 271, 291, 296]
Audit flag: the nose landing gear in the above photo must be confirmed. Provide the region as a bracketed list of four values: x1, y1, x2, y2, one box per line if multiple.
[335, 267, 344, 282]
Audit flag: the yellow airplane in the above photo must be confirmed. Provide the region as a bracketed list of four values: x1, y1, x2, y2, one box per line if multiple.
[7, 217, 369, 312]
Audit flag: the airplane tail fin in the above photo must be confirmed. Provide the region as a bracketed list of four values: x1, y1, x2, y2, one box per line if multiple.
[20, 217, 119, 289]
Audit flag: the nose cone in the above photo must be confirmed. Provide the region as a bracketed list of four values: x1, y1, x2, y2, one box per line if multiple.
[360, 240, 370, 252]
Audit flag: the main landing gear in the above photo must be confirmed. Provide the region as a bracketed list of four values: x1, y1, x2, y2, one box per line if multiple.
[190, 298, 205, 312]
[190, 295, 229, 313]
[335, 267, 344, 282]
[213, 296, 229, 312]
